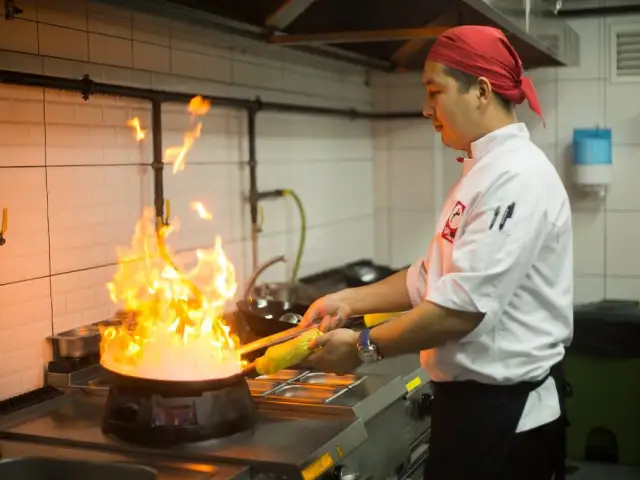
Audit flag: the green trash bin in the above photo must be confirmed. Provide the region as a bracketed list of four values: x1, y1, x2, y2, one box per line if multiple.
[565, 300, 640, 465]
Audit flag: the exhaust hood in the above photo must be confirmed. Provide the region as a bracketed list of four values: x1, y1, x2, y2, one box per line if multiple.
[99, 0, 580, 71]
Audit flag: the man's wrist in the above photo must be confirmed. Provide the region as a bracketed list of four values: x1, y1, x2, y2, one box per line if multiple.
[332, 288, 357, 316]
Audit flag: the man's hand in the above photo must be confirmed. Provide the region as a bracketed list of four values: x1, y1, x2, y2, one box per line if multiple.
[300, 294, 353, 332]
[305, 329, 361, 375]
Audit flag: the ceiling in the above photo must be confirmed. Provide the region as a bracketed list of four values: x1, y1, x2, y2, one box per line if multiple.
[103, 0, 583, 71]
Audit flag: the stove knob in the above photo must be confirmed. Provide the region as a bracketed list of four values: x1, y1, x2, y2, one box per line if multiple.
[411, 393, 433, 420]
[333, 466, 359, 480]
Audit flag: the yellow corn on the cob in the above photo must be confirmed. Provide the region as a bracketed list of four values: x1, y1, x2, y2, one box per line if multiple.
[255, 328, 322, 376]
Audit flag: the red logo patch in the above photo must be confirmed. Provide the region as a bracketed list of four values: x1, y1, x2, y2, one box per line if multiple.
[441, 200, 466, 243]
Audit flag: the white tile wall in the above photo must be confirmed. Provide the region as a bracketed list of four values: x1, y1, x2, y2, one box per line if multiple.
[372, 14, 640, 307]
[372, 72, 442, 269]
[0, 0, 374, 399]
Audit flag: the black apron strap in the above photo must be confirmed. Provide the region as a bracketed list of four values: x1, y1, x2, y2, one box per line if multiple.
[424, 373, 550, 480]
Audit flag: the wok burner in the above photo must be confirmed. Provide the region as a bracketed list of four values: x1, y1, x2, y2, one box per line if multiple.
[101, 369, 258, 446]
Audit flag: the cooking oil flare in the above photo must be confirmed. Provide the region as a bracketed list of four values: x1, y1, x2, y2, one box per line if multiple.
[126, 117, 146, 142]
[164, 95, 211, 174]
[100, 207, 241, 381]
[101, 97, 239, 381]
[191, 201, 213, 220]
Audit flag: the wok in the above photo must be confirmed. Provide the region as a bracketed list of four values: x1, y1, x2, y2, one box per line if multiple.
[101, 365, 258, 445]
[235, 298, 309, 339]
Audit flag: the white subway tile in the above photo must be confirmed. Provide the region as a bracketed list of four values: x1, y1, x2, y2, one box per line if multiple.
[42, 57, 98, 79]
[605, 82, 640, 145]
[0, 122, 45, 166]
[50, 265, 116, 333]
[606, 212, 640, 276]
[0, 18, 39, 54]
[47, 165, 149, 273]
[572, 210, 605, 275]
[389, 211, 435, 269]
[166, 49, 228, 83]
[574, 275, 605, 304]
[388, 83, 423, 112]
[0, 278, 51, 400]
[133, 41, 170, 73]
[388, 149, 435, 210]
[38, 0, 87, 31]
[288, 160, 374, 227]
[232, 59, 283, 90]
[201, 55, 232, 83]
[87, 3, 132, 39]
[605, 277, 640, 301]
[88, 33, 133, 68]
[162, 164, 238, 249]
[524, 67, 557, 84]
[170, 49, 204, 79]
[133, 17, 170, 47]
[374, 209, 391, 265]
[0, 50, 43, 73]
[0, 168, 49, 285]
[556, 79, 605, 149]
[516, 80, 557, 150]
[39, 24, 89, 61]
[373, 150, 389, 210]
[607, 145, 640, 211]
[388, 119, 432, 149]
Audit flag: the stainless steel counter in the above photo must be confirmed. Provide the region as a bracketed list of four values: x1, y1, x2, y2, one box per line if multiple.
[0, 355, 430, 480]
[0, 440, 248, 480]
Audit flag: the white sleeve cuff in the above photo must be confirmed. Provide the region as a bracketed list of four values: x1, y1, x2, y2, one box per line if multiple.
[406, 258, 427, 308]
[426, 274, 498, 343]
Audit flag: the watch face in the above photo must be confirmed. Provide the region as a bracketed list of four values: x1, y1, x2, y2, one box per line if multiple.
[358, 345, 379, 363]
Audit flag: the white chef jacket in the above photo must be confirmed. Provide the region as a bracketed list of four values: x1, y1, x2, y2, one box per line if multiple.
[406, 122, 573, 433]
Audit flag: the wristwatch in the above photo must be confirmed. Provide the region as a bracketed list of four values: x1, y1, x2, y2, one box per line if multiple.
[356, 329, 382, 363]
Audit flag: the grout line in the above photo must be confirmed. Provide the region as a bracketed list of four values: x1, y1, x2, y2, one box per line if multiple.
[42, 89, 55, 336]
[602, 62, 608, 299]
[0, 212, 378, 289]
[0, 163, 152, 169]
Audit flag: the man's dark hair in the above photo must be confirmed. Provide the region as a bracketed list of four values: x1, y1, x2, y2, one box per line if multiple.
[443, 66, 513, 111]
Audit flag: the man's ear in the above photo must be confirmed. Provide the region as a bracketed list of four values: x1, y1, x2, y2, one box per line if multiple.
[476, 77, 492, 103]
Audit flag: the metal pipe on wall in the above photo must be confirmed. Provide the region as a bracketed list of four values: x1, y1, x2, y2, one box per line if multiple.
[247, 106, 260, 275]
[151, 100, 164, 222]
[0, 70, 422, 119]
[0, 68, 423, 275]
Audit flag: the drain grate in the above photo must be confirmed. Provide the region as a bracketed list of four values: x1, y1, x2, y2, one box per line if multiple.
[0, 386, 63, 416]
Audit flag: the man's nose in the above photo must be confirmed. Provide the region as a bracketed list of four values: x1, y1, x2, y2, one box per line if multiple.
[423, 103, 433, 118]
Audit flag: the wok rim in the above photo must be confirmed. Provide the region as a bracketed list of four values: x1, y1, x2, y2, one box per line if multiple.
[101, 363, 249, 392]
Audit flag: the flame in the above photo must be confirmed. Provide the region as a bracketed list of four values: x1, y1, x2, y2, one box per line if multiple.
[188, 96, 211, 117]
[164, 96, 211, 174]
[165, 123, 202, 174]
[191, 201, 213, 220]
[126, 117, 146, 142]
[100, 208, 241, 381]
[100, 95, 243, 382]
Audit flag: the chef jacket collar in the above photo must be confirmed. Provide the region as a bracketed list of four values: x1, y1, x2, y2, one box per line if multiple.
[459, 122, 530, 176]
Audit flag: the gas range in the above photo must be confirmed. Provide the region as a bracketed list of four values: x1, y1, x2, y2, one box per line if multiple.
[0, 356, 432, 480]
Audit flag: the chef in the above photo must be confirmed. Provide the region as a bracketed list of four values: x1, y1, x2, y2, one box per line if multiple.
[301, 26, 573, 479]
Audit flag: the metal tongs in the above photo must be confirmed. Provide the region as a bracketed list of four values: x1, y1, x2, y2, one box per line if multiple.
[237, 313, 365, 358]
[237, 313, 318, 357]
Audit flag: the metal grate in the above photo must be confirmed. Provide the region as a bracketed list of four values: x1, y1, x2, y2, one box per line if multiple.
[615, 28, 640, 78]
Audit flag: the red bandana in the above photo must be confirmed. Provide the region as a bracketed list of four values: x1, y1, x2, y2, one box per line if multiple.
[427, 25, 545, 125]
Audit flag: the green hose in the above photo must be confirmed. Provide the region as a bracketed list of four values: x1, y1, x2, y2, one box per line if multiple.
[282, 189, 306, 284]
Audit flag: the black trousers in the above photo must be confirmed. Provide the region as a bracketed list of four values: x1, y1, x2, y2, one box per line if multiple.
[423, 374, 565, 480]
[503, 417, 563, 479]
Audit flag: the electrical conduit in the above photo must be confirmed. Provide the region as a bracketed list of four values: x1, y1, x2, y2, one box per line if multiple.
[282, 189, 306, 285]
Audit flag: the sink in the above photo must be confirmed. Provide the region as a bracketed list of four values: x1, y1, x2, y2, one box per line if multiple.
[0, 458, 157, 480]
